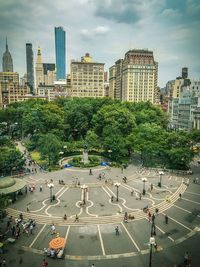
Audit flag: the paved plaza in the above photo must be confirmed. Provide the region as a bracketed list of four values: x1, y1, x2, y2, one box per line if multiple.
[1, 146, 200, 267]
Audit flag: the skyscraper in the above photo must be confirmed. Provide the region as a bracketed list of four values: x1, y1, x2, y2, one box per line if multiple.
[2, 38, 13, 72]
[26, 43, 34, 93]
[55, 26, 66, 80]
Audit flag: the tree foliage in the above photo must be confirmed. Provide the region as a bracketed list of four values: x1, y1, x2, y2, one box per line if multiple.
[0, 98, 198, 169]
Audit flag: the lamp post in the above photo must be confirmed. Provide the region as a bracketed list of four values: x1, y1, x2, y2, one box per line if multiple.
[48, 182, 54, 202]
[142, 178, 147, 195]
[114, 182, 120, 201]
[149, 218, 156, 267]
[158, 171, 164, 187]
[81, 184, 88, 205]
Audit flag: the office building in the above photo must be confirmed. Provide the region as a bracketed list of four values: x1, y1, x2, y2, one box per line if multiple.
[35, 47, 56, 88]
[55, 26, 66, 80]
[26, 43, 34, 93]
[109, 49, 158, 103]
[70, 53, 104, 98]
[109, 65, 116, 99]
[35, 47, 44, 88]
[2, 38, 13, 72]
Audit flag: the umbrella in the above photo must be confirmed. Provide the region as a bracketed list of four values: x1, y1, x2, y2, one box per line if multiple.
[49, 237, 66, 250]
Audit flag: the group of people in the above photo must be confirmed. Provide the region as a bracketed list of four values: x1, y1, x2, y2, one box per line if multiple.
[5, 214, 36, 240]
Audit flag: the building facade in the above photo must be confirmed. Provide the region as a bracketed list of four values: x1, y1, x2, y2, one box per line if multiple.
[109, 49, 158, 103]
[35, 47, 44, 88]
[109, 65, 116, 99]
[2, 38, 13, 72]
[35, 48, 56, 88]
[26, 43, 34, 93]
[55, 26, 66, 80]
[70, 53, 104, 98]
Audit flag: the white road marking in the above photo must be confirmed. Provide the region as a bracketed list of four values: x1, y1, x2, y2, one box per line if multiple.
[185, 191, 200, 196]
[161, 213, 192, 231]
[98, 225, 106, 255]
[121, 222, 140, 252]
[182, 197, 200, 205]
[29, 224, 46, 248]
[144, 218, 174, 242]
[64, 225, 70, 241]
[173, 205, 200, 218]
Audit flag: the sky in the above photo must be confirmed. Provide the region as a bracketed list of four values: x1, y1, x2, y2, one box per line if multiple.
[0, 0, 200, 87]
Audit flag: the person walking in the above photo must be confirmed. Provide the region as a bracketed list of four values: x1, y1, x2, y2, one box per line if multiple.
[152, 213, 155, 223]
[115, 226, 119, 235]
[30, 224, 34, 235]
[74, 214, 79, 222]
[43, 258, 48, 267]
[165, 214, 168, 224]
[51, 224, 56, 235]
[179, 193, 182, 199]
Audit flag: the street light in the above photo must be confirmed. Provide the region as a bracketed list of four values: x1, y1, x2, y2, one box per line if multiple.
[81, 184, 88, 205]
[149, 218, 156, 267]
[142, 178, 147, 195]
[48, 182, 54, 202]
[114, 182, 120, 201]
[158, 171, 164, 187]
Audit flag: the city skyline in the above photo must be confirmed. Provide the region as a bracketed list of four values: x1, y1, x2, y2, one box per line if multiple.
[0, 0, 199, 87]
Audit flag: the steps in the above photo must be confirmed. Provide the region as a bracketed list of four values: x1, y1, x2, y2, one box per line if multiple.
[6, 183, 187, 226]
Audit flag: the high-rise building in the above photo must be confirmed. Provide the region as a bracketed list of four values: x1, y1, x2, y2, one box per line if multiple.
[35, 47, 44, 88]
[55, 26, 66, 80]
[2, 38, 13, 72]
[70, 53, 104, 97]
[109, 65, 116, 99]
[109, 49, 158, 103]
[26, 43, 34, 93]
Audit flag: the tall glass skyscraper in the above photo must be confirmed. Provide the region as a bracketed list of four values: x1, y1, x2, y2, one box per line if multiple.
[55, 26, 66, 80]
[26, 43, 34, 93]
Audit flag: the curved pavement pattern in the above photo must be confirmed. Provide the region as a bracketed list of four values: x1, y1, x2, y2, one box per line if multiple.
[5, 164, 200, 262]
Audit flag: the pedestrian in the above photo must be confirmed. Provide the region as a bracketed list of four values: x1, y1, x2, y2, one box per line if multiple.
[165, 214, 168, 224]
[74, 214, 79, 222]
[30, 224, 34, 235]
[115, 226, 119, 235]
[139, 193, 142, 200]
[2, 258, 6, 267]
[179, 193, 182, 199]
[40, 185, 43, 192]
[63, 214, 67, 220]
[6, 220, 10, 230]
[148, 211, 152, 222]
[155, 208, 159, 215]
[150, 184, 153, 191]
[131, 190, 134, 196]
[89, 169, 92, 175]
[51, 224, 56, 235]
[27, 204, 30, 212]
[152, 213, 155, 222]
[12, 225, 16, 237]
[184, 252, 189, 264]
[111, 196, 114, 202]
[43, 258, 48, 267]
[196, 177, 199, 184]
[91, 264, 95, 267]
[121, 166, 123, 173]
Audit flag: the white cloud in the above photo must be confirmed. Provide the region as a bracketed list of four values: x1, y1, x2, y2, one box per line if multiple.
[81, 26, 110, 38]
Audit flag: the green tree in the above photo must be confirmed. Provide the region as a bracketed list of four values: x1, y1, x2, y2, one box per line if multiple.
[38, 133, 62, 165]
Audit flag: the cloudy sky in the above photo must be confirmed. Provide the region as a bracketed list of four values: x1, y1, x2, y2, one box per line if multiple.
[0, 0, 200, 87]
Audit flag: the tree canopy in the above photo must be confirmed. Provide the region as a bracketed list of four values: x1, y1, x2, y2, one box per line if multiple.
[0, 98, 199, 169]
